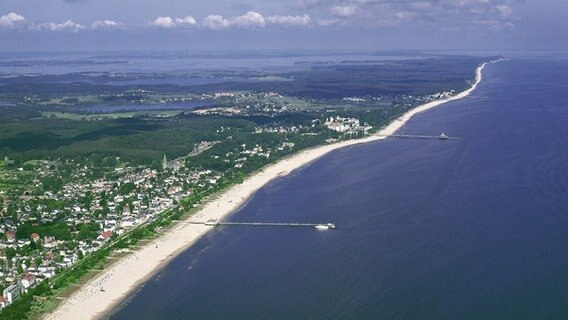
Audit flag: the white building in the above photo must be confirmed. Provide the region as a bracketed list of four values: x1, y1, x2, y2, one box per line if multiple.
[3, 282, 23, 304]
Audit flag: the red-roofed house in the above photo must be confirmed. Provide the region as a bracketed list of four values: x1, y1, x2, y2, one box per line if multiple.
[22, 274, 36, 290]
[5, 230, 15, 242]
[97, 231, 113, 242]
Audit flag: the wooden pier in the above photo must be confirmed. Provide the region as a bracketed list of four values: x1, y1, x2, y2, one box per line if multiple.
[379, 133, 462, 140]
[188, 220, 336, 229]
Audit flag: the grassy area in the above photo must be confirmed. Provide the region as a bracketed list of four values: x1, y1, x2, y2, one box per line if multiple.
[41, 110, 183, 121]
[23, 160, 41, 166]
[38, 93, 202, 108]
[39, 95, 100, 106]
[0, 159, 39, 192]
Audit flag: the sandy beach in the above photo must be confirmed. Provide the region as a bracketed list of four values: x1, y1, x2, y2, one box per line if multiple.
[43, 61, 489, 320]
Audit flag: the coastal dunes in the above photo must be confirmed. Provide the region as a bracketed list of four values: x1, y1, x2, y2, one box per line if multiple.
[44, 61, 491, 320]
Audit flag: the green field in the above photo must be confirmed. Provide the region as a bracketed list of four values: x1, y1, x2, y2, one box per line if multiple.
[41, 110, 183, 121]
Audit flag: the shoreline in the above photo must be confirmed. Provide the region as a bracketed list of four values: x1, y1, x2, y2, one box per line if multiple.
[43, 61, 492, 320]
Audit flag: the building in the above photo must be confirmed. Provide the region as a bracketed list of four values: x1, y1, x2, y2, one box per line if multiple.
[21, 274, 36, 291]
[97, 231, 113, 242]
[324, 116, 372, 134]
[324, 116, 360, 133]
[3, 282, 23, 305]
[162, 154, 168, 170]
[281, 142, 295, 149]
[5, 231, 15, 242]
[31, 233, 40, 243]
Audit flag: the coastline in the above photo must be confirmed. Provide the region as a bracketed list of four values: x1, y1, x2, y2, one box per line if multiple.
[43, 61, 492, 320]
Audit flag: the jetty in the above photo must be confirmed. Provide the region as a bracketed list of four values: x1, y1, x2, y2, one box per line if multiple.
[379, 133, 462, 140]
[188, 220, 336, 230]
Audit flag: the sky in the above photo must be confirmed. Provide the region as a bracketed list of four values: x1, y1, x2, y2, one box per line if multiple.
[0, 0, 567, 53]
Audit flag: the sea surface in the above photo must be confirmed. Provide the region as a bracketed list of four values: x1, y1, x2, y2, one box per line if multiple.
[111, 59, 568, 319]
[0, 52, 423, 75]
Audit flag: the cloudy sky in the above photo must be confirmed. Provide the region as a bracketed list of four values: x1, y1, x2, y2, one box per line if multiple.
[0, 0, 566, 52]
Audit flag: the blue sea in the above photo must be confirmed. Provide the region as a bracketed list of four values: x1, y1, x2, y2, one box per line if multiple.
[110, 59, 568, 319]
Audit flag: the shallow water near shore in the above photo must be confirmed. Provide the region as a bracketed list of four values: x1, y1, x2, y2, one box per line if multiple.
[111, 59, 568, 319]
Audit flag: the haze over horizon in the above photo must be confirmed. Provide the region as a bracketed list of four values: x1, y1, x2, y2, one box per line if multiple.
[0, 0, 567, 53]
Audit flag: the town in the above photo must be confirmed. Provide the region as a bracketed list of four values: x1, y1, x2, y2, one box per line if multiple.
[0, 50, 495, 318]
[0, 87, 465, 311]
[0, 101, 381, 311]
[0, 85, 470, 315]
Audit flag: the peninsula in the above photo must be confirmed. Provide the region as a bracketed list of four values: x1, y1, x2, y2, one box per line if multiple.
[43, 60, 494, 320]
[0, 54, 499, 319]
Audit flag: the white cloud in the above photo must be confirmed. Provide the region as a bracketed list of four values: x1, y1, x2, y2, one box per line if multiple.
[175, 16, 197, 26]
[151, 15, 197, 29]
[330, 5, 357, 17]
[202, 15, 230, 30]
[203, 11, 312, 30]
[0, 12, 26, 29]
[151, 16, 176, 28]
[266, 14, 311, 26]
[229, 11, 265, 28]
[37, 20, 84, 32]
[1, 13, 85, 32]
[92, 20, 123, 30]
[304, 0, 518, 31]
[203, 11, 266, 30]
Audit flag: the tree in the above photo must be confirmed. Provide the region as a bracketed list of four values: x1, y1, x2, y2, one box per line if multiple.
[5, 247, 16, 260]
[77, 223, 100, 240]
[41, 176, 64, 192]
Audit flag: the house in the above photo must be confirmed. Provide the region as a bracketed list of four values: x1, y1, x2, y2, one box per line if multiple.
[97, 231, 113, 242]
[31, 232, 40, 242]
[21, 274, 36, 291]
[5, 230, 16, 242]
[3, 282, 23, 304]
[43, 236, 58, 249]
[281, 142, 295, 149]
[120, 219, 134, 229]
[0, 296, 6, 310]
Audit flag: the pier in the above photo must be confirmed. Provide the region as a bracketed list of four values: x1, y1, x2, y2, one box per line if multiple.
[379, 133, 462, 140]
[188, 220, 336, 230]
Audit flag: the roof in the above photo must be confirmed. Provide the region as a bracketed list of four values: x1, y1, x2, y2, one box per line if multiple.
[23, 273, 35, 281]
[101, 231, 113, 239]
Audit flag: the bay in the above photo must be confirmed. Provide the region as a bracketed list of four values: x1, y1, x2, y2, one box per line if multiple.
[111, 59, 568, 319]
